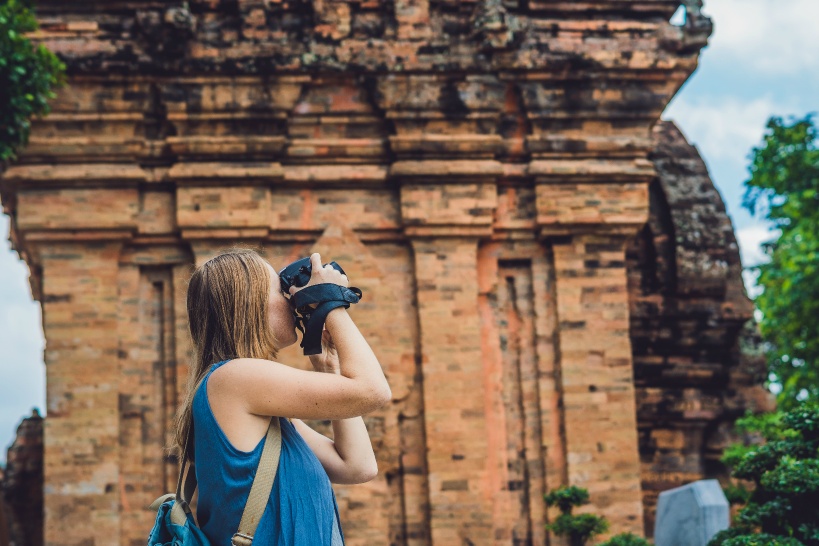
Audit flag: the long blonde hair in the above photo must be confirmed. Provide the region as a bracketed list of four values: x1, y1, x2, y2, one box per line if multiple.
[172, 248, 279, 461]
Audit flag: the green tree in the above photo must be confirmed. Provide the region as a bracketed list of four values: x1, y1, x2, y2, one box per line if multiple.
[708, 405, 819, 546]
[598, 534, 651, 546]
[0, 0, 65, 162]
[742, 114, 819, 407]
[544, 486, 609, 546]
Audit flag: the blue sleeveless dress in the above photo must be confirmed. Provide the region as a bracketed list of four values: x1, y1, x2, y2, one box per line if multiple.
[192, 360, 345, 546]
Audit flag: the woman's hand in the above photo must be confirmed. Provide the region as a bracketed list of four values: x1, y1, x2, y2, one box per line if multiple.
[308, 328, 340, 374]
[291, 253, 346, 373]
[288, 252, 349, 297]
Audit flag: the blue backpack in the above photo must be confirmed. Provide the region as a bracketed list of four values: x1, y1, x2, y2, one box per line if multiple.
[147, 418, 282, 546]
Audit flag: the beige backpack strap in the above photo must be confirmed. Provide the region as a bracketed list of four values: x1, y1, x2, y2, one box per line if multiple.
[149, 493, 176, 511]
[231, 417, 282, 546]
[149, 416, 282, 538]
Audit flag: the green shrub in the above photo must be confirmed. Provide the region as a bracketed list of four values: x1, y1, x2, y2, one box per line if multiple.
[544, 486, 609, 546]
[598, 532, 651, 546]
[709, 528, 805, 546]
[548, 513, 608, 543]
[545, 485, 590, 515]
[723, 483, 752, 506]
[0, 0, 65, 162]
[709, 406, 819, 545]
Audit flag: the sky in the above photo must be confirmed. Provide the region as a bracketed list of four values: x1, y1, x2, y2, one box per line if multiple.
[665, 0, 818, 273]
[0, 0, 817, 463]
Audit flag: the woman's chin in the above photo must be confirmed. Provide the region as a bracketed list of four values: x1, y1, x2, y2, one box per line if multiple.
[286, 332, 300, 348]
[272, 330, 300, 351]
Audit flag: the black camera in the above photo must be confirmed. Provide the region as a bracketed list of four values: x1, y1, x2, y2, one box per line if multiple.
[278, 257, 362, 355]
[278, 257, 342, 294]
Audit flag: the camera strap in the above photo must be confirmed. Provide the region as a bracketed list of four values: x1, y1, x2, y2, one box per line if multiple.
[291, 284, 362, 355]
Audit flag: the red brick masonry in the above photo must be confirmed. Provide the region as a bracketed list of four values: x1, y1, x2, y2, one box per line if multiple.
[0, 1, 765, 544]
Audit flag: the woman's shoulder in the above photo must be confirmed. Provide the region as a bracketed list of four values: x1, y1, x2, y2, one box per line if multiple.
[202, 358, 249, 384]
[207, 357, 284, 388]
[193, 360, 234, 407]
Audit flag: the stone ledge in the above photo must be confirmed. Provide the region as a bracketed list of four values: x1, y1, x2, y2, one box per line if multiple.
[391, 160, 504, 180]
[283, 165, 388, 184]
[23, 229, 135, 242]
[2, 164, 147, 185]
[179, 228, 269, 240]
[529, 159, 656, 181]
[389, 135, 504, 157]
[404, 225, 494, 238]
[166, 136, 288, 158]
[167, 162, 284, 184]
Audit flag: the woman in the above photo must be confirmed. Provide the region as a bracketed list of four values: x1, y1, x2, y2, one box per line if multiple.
[172, 248, 391, 545]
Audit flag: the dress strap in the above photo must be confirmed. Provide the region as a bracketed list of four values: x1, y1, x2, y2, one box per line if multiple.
[210, 359, 231, 372]
[194, 360, 231, 398]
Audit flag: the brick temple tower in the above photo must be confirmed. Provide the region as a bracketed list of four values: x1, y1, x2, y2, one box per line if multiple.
[0, 0, 767, 544]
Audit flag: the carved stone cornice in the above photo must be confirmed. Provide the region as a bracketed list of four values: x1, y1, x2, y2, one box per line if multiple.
[31, 1, 707, 76]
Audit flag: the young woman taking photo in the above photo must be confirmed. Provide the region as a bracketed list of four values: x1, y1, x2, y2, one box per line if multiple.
[171, 249, 391, 545]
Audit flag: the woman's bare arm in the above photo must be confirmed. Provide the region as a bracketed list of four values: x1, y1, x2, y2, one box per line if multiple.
[210, 314, 389, 420]
[210, 253, 391, 421]
[290, 321, 382, 484]
[287, 306, 382, 484]
[292, 418, 378, 484]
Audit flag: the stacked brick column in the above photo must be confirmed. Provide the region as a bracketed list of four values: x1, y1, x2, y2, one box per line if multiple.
[400, 175, 498, 541]
[535, 170, 652, 531]
[552, 236, 644, 526]
[412, 238, 490, 542]
[38, 242, 124, 546]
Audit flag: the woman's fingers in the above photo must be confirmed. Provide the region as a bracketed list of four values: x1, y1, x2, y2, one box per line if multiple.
[289, 252, 349, 291]
[310, 252, 323, 273]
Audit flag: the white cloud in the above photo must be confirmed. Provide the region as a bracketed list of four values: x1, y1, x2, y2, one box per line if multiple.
[743, 269, 763, 299]
[702, 0, 819, 76]
[736, 224, 778, 299]
[736, 224, 777, 268]
[666, 1, 819, 172]
[664, 95, 781, 169]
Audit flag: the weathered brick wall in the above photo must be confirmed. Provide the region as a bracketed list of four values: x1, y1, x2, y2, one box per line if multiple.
[0, 411, 44, 546]
[0, 1, 726, 544]
[629, 122, 774, 536]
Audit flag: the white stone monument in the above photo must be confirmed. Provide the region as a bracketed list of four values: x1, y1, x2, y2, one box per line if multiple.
[654, 479, 730, 546]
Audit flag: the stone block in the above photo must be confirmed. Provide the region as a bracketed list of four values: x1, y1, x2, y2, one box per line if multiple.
[16, 188, 139, 231]
[654, 480, 729, 546]
[536, 182, 649, 233]
[177, 186, 272, 228]
[400, 183, 497, 229]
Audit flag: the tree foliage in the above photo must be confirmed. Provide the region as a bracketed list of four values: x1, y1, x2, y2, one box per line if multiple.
[545, 485, 591, 515]
[544, 486, 609, 546]
[708, 406, 819, 546]
[742, 115, 819, 406]
[597, 533, 651, 546]
[0, 0, 65, 162]
[542, 486, 652, 545]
